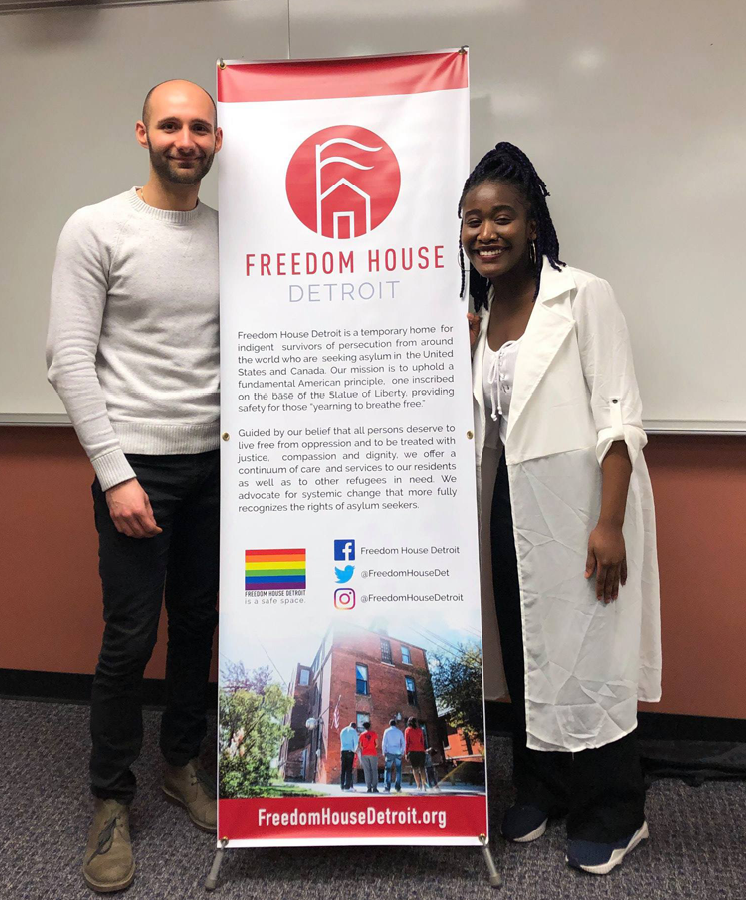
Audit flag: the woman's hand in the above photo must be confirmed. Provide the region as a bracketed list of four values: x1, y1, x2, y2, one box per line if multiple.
[585, 522, 627, 603]
[467, 313, 481, 349]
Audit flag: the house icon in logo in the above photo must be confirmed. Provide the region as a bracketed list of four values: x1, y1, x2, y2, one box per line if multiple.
[315, 137, 381, 238]
[286, 125, 401, 239]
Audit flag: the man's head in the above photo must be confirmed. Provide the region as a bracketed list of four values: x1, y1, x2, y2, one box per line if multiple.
[349, 722, 357, 729]
[363, 721, 371, 731]
[389, 719, 397, 727]
[136, 80, 222, 186]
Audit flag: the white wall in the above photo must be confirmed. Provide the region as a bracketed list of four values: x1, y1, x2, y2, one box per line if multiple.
[1, 0, 287, 421]
[3, 0, 745, 430]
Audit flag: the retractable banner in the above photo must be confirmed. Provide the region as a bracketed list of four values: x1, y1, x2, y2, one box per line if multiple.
[217, 50, 487, 847]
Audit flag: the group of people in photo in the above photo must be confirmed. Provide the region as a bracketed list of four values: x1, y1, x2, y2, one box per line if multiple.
[339, 718, 436, 794]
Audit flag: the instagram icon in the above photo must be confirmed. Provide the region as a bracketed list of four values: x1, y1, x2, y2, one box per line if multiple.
[334, 588, 356, 610]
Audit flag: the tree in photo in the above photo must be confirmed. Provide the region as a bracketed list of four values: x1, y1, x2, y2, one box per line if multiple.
[219, 661, 295, 798]
[430, 642, 484, 744]
[221, 660, 272, 696]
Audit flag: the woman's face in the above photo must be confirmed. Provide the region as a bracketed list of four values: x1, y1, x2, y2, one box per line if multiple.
[461, 180, 536, 281]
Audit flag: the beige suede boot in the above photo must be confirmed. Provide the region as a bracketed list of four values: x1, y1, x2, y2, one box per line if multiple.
[163, 759, 217, 832]
[82, 798, 135, 893]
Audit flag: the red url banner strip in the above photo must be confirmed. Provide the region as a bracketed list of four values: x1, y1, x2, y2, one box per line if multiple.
[217, 51, 468, 103]
[219, 796, 486, 841]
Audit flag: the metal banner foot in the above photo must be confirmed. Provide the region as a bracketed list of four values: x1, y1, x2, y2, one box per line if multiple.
[479, 834, 502, 888]
[205, 837, 229, 891]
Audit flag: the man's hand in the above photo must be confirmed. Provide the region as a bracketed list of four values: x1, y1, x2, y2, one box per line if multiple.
[105, 478, 162, 539]
[585, 522, 627, 603]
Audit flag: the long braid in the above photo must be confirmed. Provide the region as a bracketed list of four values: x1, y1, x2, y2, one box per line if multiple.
[458, 142, 565, 311]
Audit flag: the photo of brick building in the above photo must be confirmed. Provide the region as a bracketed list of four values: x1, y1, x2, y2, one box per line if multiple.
[279, 622, 443, 787]
[441, 719, 484, 764]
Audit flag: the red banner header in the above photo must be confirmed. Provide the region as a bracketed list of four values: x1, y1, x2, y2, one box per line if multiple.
[217, 51, 468, 103]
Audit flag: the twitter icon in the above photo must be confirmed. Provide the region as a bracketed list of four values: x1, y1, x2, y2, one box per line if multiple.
[335, 565, 354, 584]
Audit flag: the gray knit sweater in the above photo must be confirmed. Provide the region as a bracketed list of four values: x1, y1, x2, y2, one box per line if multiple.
[47, 188, 220, 491]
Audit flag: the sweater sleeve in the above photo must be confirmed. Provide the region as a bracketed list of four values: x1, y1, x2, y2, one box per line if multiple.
[46, 210, 136, 490]
[574, 276, 648, 469]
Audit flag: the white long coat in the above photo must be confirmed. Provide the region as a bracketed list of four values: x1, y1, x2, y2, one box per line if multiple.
[474, 258, 662, 753]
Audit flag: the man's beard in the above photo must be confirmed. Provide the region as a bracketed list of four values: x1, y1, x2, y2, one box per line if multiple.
[147, 142, 215, 185]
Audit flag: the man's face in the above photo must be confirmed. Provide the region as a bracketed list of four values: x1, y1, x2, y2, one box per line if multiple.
[137, 83, 222, 185]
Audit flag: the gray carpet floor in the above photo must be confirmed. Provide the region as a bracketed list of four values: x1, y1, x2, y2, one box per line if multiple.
[2, 698, 745, 900]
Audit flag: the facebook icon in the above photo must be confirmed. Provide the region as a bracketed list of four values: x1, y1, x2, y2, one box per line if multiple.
[334, 540, 355, 562]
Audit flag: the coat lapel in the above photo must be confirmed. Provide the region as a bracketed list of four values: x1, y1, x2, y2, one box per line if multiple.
[472, 303, 491, 412]
[505, 260, 576, 441]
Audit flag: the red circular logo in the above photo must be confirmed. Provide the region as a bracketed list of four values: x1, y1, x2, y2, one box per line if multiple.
[285, 125, 401, 239]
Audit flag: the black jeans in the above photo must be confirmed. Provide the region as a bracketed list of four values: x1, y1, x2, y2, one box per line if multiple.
[340, 750, 355, 789]
[490, 452, 646, 842]
[90, 450, 220, 803]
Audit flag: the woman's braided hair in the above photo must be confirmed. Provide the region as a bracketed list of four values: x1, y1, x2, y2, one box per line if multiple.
[459, 142, 565, 311]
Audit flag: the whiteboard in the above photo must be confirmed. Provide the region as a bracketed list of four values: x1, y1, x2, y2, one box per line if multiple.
[0, 0, 289, 423]
[2, 0, 745, 431]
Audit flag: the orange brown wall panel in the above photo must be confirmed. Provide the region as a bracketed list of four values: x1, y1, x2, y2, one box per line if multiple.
[1, 428, 745, 721]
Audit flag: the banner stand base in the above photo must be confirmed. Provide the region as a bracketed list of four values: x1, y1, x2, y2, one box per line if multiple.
[205, 837, 229, 891]
[480, 834, 502, 889]
[204, 835, 501, 891]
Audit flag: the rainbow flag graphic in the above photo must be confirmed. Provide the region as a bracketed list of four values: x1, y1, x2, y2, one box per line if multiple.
[245, 549, 306, 591]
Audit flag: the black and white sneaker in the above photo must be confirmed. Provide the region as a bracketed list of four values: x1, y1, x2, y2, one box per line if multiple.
[500, 804, 548, 843]
[566, 821, 649, 875]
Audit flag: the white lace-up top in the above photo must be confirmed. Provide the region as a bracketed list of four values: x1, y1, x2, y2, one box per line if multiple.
[482, 335, 523, 448]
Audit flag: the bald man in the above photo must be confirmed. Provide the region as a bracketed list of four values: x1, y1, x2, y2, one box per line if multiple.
[48, 81, 223, 893]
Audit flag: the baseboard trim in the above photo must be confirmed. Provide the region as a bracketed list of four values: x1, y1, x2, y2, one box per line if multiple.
[2, 668, 745, 743]
[485, 700, 746, 742]
[0, 667, 218, 709]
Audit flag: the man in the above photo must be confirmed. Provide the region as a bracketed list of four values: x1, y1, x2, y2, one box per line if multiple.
[47, 80, 223, 893]
[357, 721, 379, 793]
[382, 719, 405, 793]
[339, 721, 359, 791]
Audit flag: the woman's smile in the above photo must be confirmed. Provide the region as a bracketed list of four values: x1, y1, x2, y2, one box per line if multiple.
[475, 246, 507, 260]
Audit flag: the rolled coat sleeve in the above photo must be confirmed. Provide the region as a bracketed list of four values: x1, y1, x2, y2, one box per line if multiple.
[574, 276, 647, 468]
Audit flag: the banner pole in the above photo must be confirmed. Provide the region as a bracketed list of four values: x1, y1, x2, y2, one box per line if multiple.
[205, 837, 229, 891]
[480, 834, 502, 889]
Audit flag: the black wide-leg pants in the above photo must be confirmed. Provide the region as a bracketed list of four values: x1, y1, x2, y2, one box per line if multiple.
[490, 451, 646, 842]
[89, 450, 220, 803]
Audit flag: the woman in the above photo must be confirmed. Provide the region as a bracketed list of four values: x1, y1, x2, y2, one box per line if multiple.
[357, 721, 379, 794]
[404, 718, 428, 791]
[461, 143, 661, 875]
